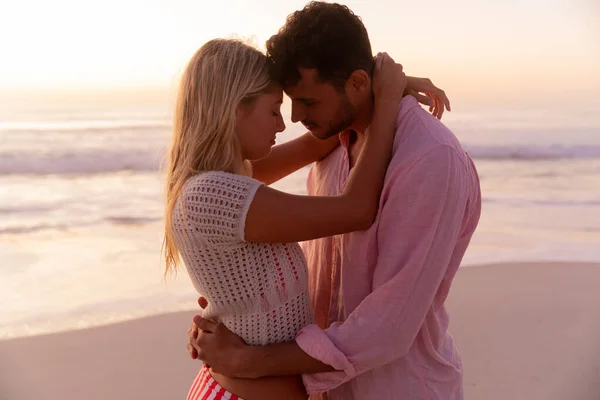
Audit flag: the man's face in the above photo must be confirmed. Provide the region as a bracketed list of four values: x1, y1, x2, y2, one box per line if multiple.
[284, 68, 356, 140]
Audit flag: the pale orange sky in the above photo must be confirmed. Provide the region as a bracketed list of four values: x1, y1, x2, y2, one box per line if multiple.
[0, 0, 598, 101]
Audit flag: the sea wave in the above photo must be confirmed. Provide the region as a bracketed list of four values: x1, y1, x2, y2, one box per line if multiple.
[483, 197, 600, 207]
[0, 120, 171, 134]
[465, 144, 600, 161]
[0, 216, 161, 235]
[1, 144, 599, 176]
[0, 149, 166, 175]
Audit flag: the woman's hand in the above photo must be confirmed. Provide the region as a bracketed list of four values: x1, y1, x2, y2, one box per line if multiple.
[372, 52, 407, 108]
[405, 76, 451, 120]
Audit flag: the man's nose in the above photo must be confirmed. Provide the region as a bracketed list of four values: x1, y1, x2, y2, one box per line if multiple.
[290, 103, 306, 124]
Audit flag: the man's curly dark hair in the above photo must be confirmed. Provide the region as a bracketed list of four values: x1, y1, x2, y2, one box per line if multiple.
[266, 1, 374, 91]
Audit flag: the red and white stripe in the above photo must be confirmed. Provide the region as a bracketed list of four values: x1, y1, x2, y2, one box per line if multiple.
[187, 366, 242, 400]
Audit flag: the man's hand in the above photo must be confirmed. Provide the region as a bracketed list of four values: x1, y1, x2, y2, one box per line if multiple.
[187, 296, 335, 379]
[192, 315, 250, 377]
[405, 76, 451, 120]
[187, 296, 251, 377]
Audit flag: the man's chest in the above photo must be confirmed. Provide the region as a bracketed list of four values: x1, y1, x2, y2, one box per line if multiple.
[308, 171, 380, 318]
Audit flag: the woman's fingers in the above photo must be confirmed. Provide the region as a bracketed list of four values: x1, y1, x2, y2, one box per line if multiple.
[409, 89, 433, 106]
[427, 93, 444, 119]
[442, 91, 451, 112]
[433, 94, 442, 119]
[197, 296, 208, 309]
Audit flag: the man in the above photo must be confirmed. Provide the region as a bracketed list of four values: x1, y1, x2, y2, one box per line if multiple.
[189, 2, 481, 399]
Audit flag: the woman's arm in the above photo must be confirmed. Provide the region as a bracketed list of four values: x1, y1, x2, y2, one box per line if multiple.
[244, 53, 406, 243]
[250, 73, 450, 187]
[251, 133, 340, 185]
[404, 76, 451, 119]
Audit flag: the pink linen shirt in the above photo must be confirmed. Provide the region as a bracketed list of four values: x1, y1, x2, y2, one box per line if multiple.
[296, 96, 482, 400]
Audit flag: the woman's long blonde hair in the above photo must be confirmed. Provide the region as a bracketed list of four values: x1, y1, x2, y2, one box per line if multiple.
[163, 39, 274, 276]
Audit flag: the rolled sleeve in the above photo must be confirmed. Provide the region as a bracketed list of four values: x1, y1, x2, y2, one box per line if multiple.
[296, 324, 356, 393]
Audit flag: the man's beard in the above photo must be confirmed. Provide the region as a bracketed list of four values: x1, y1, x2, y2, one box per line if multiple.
[323, 95, 356, 138]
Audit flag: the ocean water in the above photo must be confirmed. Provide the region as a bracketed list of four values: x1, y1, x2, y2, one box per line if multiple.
[1, 91, 599, 339]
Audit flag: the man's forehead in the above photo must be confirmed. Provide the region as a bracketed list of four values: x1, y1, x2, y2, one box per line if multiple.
[297, 68, 320, 83]
[285, 86, 314, 100]
[284, 68, 323, 99]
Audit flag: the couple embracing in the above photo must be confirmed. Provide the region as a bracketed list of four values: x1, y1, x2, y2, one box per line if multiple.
[163, 2, 481, 399]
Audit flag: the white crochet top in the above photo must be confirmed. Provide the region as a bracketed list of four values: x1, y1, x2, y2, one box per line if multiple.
[172, 171, 314, 345]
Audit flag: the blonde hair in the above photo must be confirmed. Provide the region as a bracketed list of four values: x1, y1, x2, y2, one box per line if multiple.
[163, 39, 274, 276]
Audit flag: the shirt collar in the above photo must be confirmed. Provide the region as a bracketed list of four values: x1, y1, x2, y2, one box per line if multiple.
[338, 95, 419, 148]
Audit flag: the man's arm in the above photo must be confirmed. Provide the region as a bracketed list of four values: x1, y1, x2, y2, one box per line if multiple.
[191, 315, 336, 378]
[192, 146, 474, 391]
[238, 341, 335, 378]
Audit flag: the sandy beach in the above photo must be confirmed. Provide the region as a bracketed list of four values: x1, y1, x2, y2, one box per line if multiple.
[1, 262, 599, 400]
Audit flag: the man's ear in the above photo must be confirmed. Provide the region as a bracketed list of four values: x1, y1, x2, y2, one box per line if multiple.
[345, 69, 370, 95]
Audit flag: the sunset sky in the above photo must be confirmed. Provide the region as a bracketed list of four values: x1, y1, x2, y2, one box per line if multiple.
[0, 0, 598, 101]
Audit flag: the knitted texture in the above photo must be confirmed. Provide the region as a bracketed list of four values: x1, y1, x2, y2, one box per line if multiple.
[172, 171, 314, 345]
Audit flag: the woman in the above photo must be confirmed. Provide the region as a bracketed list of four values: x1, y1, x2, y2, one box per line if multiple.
[164, 39, 439, 400]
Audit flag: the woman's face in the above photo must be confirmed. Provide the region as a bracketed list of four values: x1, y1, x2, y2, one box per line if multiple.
[236, 86, 286, 161]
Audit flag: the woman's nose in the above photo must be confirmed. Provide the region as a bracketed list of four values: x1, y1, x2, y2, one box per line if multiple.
[276, 115, 286, 133]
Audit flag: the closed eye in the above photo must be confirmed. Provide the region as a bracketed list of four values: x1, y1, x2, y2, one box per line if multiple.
[293, 98, 318, 107]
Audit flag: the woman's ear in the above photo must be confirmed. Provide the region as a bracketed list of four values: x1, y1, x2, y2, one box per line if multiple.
[236, 102, 247, 125]
[241, 159, 253, 177]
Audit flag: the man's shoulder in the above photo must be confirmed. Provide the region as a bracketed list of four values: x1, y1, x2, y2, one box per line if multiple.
[393, 106, 468, 168]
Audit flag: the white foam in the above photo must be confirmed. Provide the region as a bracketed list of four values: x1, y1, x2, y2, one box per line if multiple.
[464, 144, 600, 160]
[0, 149, 166, 175]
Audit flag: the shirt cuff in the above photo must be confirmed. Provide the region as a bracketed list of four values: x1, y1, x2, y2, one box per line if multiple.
[296, 323, 356, 394]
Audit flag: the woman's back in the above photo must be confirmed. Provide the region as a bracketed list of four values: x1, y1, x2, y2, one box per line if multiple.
[172, 171, 314, 346]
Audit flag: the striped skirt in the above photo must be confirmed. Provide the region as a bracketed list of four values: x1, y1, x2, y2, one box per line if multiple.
[187, 366, 244, 400]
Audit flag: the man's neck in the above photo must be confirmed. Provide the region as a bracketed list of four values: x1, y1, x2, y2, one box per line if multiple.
[346, 130, 366, 169]
[346, 98, 373, 169]
[349, 96, 374, 136]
